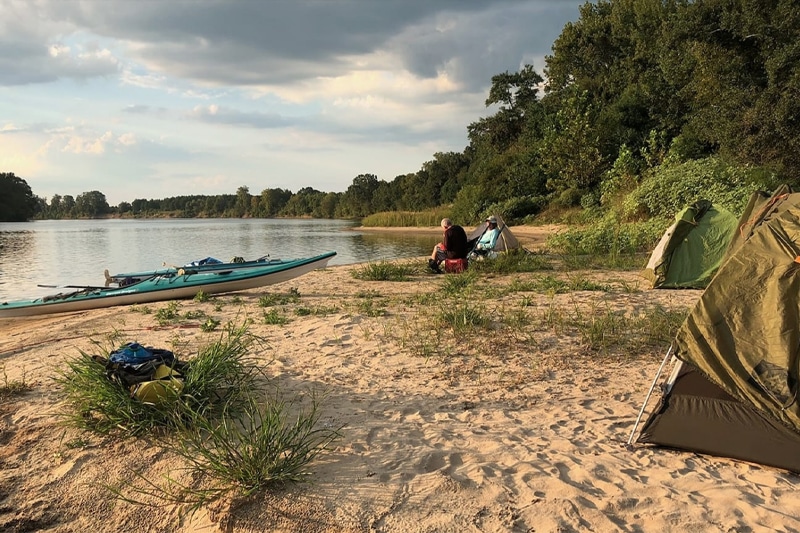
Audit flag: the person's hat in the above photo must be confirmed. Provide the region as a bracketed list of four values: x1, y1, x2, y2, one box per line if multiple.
[486, 216, 497, 224]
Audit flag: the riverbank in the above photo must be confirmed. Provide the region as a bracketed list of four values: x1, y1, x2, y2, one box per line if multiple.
[1, 256, 797, 532]
[355, 223, 563, 250]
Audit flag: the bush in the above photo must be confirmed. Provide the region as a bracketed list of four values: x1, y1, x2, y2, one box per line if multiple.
[546, 214, 665, 256]
[624, 157, 781, 219]
[557, 188, 584, 207]
[482, 195, 548, 225]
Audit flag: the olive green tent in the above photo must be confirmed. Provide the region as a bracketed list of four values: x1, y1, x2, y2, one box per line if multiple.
[642, 200, 738, 289]
[633, 186, 800, 472]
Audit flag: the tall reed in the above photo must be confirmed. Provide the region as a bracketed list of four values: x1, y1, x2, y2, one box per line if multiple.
[361, 209, 451, 227]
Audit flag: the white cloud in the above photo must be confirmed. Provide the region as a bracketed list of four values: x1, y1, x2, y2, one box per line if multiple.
[48, 43, 69, 57]
[0, 0, 582, 204]
[117, 132, 136, 146]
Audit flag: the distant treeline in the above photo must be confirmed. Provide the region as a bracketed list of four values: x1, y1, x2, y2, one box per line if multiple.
[3, 0, 798, 224]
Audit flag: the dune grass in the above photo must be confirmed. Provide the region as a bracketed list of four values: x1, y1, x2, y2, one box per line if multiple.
[57, 320, 341, 512]
[172, 392, 340, 497]
[55, 321, 262, 436]
[112, 390, 342, 512]
[0, 366, 30, 401]
[351, 260, 419, 281]
[469, 249, 554, 274]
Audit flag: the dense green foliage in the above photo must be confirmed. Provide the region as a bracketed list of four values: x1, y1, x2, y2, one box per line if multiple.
[0, 173, 37, 221]
[623, 157, 781, 219]
[7, 0, 799, 225]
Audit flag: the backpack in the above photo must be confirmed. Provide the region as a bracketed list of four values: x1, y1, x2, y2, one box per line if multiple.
[94, 342, 186, 404]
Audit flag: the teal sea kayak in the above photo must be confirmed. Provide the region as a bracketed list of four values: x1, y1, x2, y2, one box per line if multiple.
[104, 254, 279, 286]
[0, 251, 336, 318]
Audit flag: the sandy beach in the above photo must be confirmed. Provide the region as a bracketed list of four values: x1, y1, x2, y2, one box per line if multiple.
[1, 226, 798, 532]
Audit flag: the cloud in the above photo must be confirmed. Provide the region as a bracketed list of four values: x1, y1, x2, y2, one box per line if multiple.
[0, 1, 121, 86]
[0, 1, 583, 204]
[1, 1, 575, 89]
[186, 104, 291, 129]
[35, 126, 136, 155]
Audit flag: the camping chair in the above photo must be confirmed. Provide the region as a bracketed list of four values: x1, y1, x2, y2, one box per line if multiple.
[467, 228, 499, 261]
[464, 214, 523, 263]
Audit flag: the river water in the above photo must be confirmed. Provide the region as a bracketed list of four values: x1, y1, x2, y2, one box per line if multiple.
[0, 218, 438, 302]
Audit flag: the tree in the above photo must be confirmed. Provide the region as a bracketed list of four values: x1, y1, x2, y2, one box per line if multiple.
[62, 195, 76, 216]
[371, 180, 399, 212]
[49, 194, 63, 219]
[234, 186, 251, 217]
[539, 89, 605, 196]
[677, 0, 800, 180]
[315, 192, 340, 218]
[0, 172, 38, 221]
[340, 174, 379, 217]
[74, 191, 110, 218]
[281, 187, 325, 217]
[417, 152, 470, 207]
[259, 188, 293, 217]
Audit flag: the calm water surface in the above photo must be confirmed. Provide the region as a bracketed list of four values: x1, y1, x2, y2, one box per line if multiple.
[0, 219, 437, 301]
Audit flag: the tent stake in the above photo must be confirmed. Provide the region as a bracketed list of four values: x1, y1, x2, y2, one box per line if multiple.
[627, 344, 674, 446]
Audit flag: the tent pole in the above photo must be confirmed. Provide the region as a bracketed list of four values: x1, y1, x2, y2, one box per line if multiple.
[626, 344, 674, 446]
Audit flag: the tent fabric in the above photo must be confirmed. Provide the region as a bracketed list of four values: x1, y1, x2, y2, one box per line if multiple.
[722, 184, 800, 263]
[638, 363, 800, 473]
[674, 198, 800, 430]
[466, 214, 521, 254]
[642, 200, 738, 289]
[637, 185, 800, 472]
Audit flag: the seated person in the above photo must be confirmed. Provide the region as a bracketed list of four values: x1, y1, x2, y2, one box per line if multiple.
[473, 216, 500, 256]
[428, 218, 468, 273]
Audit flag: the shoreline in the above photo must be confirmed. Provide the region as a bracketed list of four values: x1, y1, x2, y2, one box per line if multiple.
[353, 223, 562, 249]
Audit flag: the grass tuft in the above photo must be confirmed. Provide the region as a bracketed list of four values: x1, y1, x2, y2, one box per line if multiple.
[440, 270, 478, 296]
[177, 393, 340, 491]
[110, 392, 342, 513]
[263, 309, 290, 325]
[259, 288, 301, 307]
[351, 261, 419, 281]
[55, 321, 262, 436]
[0, 366, 30, 401]
[436, 302, 492, 334]
[155, 301, 181, 325]
[470, 249, 554, 274]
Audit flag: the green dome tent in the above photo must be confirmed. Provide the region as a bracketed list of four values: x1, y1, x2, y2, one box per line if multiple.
[631, 185, 800, 473]
[642, 200, 738, 289]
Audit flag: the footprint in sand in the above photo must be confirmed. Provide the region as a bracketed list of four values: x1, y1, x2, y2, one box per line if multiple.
[417, 451, 464, 475]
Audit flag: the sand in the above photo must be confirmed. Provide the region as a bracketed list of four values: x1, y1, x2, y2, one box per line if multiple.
[1, 226, 798, 533]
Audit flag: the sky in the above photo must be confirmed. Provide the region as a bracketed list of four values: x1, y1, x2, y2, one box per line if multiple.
[0, 0, 584, 206]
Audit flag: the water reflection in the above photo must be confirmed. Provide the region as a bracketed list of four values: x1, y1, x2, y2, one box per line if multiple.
[0, 219, 438, 301]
